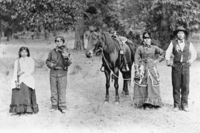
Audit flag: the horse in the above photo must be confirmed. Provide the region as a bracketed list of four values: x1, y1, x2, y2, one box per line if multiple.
[85, 31, 137, 104]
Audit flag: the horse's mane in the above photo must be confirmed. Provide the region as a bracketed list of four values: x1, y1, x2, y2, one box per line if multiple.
[101, 32, 119, 53]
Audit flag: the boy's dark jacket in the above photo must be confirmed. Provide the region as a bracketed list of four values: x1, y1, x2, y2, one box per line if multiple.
[46, 47, 72, 77]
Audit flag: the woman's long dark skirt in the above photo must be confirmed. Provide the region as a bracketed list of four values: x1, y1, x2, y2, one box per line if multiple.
[9, 82, 39, 114]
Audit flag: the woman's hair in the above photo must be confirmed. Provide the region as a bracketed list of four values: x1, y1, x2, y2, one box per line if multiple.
[18, 46, 30, 58]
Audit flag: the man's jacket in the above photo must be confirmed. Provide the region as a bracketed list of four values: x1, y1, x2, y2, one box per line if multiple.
[46, 48, 72, 77]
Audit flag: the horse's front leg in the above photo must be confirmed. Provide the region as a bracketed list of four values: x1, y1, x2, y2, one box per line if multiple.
[104, 67, 111, 103]
[114, 68, 120, 105]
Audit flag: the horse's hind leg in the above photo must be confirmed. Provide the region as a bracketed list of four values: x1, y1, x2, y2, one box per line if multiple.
[114, 70, 120, 105]
[122, 70, 131, 95]
[104, 68, 111, 103]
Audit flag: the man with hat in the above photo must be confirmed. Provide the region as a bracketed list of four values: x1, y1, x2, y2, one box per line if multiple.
[46, 36, 72, 114]
[165, 26, 197, 112]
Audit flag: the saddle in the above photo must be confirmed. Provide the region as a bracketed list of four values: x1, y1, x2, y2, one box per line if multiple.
[111, 34, 130, 71]
[112, 35, 127, 47]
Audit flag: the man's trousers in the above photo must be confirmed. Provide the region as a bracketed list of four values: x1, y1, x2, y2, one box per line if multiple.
[172, 62, 190, 108]
[50, 76, 67, 110]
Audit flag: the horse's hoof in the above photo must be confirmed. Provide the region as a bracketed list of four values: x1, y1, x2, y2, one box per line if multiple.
[125, 92, 129, 95]
[115, 102, 120, 105]
[122, 91, 129, 95]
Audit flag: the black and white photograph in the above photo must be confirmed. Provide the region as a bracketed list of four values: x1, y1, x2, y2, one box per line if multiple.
[0, 0, 200, 133]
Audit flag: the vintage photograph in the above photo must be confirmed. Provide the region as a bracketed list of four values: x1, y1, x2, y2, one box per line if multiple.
[0, 0, 200, 133]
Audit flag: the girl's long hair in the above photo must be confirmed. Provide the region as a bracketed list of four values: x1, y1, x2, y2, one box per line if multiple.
[18, 46, 30, 58]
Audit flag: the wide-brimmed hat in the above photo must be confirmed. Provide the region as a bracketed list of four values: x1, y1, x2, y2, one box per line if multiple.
[173, 26, 188, 36]
[55, 36, 65, 43]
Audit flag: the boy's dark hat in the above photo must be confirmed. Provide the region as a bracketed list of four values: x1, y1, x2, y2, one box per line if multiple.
[173, 26, 188, 36]
[55, 36, 65, 43]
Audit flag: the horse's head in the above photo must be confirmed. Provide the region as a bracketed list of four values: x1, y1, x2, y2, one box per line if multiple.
[85, 31, 103, 58]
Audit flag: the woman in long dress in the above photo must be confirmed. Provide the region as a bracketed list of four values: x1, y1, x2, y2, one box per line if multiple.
[9, 46, 39, 115]
[133, 32, 165, 109]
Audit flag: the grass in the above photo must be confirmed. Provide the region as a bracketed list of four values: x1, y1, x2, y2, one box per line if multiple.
[0, 32, 200, 133]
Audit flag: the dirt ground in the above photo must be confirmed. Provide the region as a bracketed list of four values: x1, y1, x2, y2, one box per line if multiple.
[0, 37, 200, 133]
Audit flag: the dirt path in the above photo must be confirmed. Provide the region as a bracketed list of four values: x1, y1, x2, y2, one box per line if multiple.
[0, 44, 200, 133]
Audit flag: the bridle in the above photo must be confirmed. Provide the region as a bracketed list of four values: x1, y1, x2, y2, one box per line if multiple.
[91, 32, 103, 54]
[91, 32, 131, 81]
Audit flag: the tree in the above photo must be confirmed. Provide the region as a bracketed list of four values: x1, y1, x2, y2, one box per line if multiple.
[0, 0, 81, 40]
[74, 0, 86, 50]
[146, 0, 200, 49]
[84, 0, 125, 33]
[73, 0, 123, 50]
[0, 0, 24, 41]
[120, 0, 200, 49]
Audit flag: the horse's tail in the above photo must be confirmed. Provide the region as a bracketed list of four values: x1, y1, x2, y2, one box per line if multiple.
[125, 39, 137, 62]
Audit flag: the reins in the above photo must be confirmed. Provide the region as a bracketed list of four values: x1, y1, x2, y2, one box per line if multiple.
[95, 36, 131, 81]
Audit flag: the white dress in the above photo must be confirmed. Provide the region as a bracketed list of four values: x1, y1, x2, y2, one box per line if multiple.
[11, 57, 35, 89]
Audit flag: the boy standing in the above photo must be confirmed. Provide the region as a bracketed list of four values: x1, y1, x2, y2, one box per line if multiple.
[46, 36, 72, 113]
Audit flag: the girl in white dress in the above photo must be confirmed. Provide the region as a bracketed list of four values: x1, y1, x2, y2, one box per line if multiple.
[9, 47, 39, 115]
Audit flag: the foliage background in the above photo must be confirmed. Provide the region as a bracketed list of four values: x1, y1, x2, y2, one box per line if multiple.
[1, 0, 200, 49]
